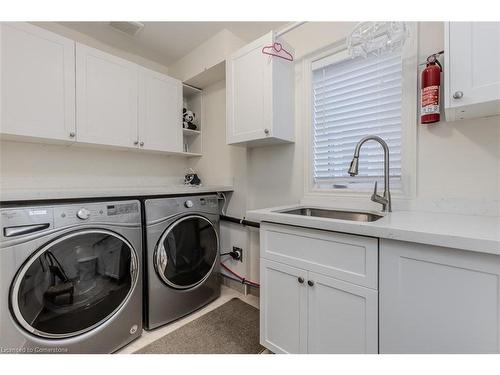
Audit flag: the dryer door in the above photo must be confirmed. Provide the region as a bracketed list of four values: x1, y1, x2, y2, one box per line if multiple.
[11, 229, 139, 339]
[155, 215, 219, 290]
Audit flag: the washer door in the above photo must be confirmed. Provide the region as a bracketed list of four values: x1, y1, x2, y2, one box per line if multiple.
[155, 215, 218, 290]
[11, 229, 138, 339]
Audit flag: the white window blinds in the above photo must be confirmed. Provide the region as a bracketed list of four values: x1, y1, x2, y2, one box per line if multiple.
[312, 50, 403, 190]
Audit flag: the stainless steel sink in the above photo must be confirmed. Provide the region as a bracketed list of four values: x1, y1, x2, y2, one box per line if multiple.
[276, 207, 383, 222]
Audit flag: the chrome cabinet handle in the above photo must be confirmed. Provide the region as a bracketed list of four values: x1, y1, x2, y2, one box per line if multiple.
[298, 277, 304, 284]
[139, 141, 144, 147]
[307, 280, 315, 287]
[69, 132, 76, 138]
[264, 128, 270, 135]
[453, 91, 463, 99]
[133, 141, 139, 145]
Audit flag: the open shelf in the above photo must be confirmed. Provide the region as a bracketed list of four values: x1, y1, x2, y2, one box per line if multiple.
[180, 151, 203, 157]
[182, 83, 202, 155]
[183, 128, 201, 136]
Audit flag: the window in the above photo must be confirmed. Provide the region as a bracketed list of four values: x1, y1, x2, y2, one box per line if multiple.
[311, 49, 404, 191]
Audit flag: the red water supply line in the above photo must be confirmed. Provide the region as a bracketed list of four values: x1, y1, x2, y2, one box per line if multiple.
[220, 262, 260, 287]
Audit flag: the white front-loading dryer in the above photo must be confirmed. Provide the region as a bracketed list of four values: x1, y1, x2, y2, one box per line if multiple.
[144, 195, 220, 330]
[0, 200, 143, 353]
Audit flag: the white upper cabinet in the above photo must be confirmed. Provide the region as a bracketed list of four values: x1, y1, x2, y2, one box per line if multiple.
[1, 23, 189, 155]
[0, 22, 76, 142]
[445, 22, 500, 121]
[76, 43, 139, 148]
[138, 68, 182, 152]
[226, 32, 294, 146]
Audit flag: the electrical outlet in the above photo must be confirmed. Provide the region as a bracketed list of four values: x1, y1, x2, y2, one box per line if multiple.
[232, 246, 243, 263]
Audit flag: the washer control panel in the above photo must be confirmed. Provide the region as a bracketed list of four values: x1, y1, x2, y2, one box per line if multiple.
[54, 201, 140, 227]
[1, 200, 141, 240]
[106, 203, 139, 216]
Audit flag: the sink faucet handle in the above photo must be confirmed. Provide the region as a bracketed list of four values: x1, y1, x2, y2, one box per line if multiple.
[371, 181, 378, 199]
[371, 180, 389, 208]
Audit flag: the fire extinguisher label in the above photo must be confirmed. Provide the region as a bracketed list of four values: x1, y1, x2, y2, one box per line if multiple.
[421, 85, 440, 115]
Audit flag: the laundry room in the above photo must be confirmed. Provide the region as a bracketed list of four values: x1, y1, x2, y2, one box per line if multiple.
[1, 1, 500, 374]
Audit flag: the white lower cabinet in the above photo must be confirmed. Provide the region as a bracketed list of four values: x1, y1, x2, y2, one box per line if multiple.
[308, 272, 378, 354]
[260, 224, 500, 354]
[260, 259, 307, 354]
[260, 223, 379, 354]
[379, 239, 500, 353]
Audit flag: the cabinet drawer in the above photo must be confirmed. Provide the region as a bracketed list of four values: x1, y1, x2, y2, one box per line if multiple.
[261, 223, 378, 289]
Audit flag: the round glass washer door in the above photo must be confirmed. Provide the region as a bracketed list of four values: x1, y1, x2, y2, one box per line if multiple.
[11, 229, 138, 339]
[154, 215, 219, 290]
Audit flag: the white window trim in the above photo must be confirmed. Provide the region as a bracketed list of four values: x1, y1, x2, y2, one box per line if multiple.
[302, 22, 418, 201]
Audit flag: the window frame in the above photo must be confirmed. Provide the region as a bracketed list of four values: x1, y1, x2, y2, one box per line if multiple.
[302, 22, 418, 200]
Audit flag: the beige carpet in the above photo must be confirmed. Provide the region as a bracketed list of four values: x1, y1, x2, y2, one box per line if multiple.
[135, 298, 265, 354]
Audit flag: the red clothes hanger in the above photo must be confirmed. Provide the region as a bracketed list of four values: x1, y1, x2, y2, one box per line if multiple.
[262, 42, 293, 61]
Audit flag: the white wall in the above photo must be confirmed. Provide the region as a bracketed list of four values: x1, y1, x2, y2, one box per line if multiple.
[3, 21, 496, 283]
[415, 23, 500, 216]
[185, 79, 258, 280]
[245, 22, 500, 217]
[0, 141, 188, 192]
[190, 22, 500, 283]
[32, 22, 171, 75]
[0, 22, 189, 194]
[168, 29, 245, 83]
[243, 22, 500, 215]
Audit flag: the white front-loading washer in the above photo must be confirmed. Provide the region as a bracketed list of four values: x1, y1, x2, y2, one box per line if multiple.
[144, 194, 220, 330]
[0, 200, 143, 353]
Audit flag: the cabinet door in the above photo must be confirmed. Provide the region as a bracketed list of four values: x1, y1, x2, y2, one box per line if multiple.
[446, 22, 500, 109]
[0, 22, 75, 141]
[76, 43, 138, 148]
[308, 272, 378, 353]
[138, 68, 182, 152]
[380, 239, 500, 353]
[260, 259, 307, 354]
[226, 32, 272, 145]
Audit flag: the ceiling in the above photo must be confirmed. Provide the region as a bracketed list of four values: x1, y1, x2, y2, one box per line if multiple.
[59, 22, 287, 67]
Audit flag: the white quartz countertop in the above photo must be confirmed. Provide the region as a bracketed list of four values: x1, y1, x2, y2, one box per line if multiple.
[246, 204, 500, 256]
[0, 185, 234, 202]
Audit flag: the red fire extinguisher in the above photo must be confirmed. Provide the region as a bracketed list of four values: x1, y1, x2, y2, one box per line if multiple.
[421, 54, 443, 124]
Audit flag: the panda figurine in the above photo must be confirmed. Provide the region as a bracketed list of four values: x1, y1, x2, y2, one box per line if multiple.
[183, 108, 197, 130]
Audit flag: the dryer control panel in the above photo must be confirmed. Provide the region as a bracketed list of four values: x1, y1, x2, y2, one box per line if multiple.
[144, 194, 219, 224]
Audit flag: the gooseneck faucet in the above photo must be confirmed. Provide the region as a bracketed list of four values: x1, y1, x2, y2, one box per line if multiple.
[348, 135, 392, 212]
